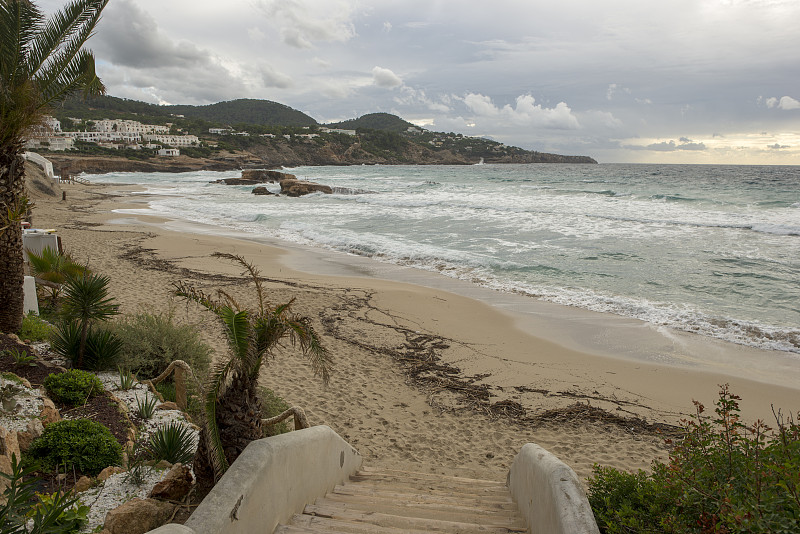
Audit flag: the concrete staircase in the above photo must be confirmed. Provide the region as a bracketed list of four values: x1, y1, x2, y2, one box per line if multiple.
[274, 466, 527, 534]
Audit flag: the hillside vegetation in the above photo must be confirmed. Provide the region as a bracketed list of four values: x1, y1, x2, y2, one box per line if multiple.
[49, 96, 597, 168]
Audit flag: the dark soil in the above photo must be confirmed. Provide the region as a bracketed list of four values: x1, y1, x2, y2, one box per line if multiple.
[58, 392, 132, 448]
[0, 333, 60, 388]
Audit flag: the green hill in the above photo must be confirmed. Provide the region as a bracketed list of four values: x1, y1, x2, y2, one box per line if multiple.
[326, 113, 417, 133]
[57, 96, 317, 127]
[164, 99, 317, 127]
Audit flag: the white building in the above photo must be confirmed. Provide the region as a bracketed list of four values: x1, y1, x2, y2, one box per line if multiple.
[142, 134, 199, 147]
[319, 128, 357, 136]
[94, 119, 169, 135]
[209, 128, 233, 135]
[158, 148, 180, 157]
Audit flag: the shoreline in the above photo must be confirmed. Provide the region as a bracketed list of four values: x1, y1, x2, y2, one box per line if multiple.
[30, 178, 800, 481]
[111, 188, 800, 396]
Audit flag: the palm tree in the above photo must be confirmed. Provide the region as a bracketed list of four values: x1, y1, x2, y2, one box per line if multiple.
[174, 253, 333, 490]
[26, 246, 88, 307]
[0, 0, 108, 333]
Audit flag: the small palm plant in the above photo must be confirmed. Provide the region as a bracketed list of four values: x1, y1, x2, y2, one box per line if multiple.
[59, 272, 119, 369]
[174, 253, 332, 490]
[26, 247, 87, 308]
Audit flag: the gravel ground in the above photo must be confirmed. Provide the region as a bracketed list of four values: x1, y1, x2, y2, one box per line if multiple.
[77, 372, 199, 532]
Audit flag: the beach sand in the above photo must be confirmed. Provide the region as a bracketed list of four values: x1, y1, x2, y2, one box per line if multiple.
[27, 176, 800, 483]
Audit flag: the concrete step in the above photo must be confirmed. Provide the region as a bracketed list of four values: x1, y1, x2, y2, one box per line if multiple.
[313, 496, 524, 524]
[301, 504, 526, 533]
[331, 483, 516, 508]
[273, 466, 527, 534]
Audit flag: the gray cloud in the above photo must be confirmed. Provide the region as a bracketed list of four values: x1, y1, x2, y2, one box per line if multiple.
[30, 0, 799, 162]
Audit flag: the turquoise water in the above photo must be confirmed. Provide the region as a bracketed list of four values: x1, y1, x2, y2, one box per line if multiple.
[92, 163, 800, 354]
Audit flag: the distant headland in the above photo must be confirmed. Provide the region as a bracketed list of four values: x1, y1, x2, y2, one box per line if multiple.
[33, 96, 597, 174]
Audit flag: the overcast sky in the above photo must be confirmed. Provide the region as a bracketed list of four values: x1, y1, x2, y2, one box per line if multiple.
[41, 0, 800, 164]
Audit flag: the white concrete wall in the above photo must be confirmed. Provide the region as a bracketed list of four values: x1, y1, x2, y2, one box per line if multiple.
[22, 152, 54, 179]
[147, 425, 362, 534]
[23, 276, 38, 315]
[507, 443, 600, 534]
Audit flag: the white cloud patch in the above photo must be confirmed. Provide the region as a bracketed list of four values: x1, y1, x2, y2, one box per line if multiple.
[372, 66, 403, 88]
[765, 95, 800, 110]
[606, 83, 631, 100]
[628, 138, 708, 151]
[462, 93, 580, 130]
[257, 0, 357, 49]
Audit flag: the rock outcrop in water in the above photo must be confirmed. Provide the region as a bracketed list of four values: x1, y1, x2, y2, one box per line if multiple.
[279, 179, 332, 197]
[212, 169, 296, 185]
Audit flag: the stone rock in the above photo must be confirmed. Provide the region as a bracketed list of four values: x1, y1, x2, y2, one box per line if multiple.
[103, 498, 174, 534]
[149, 463, 193, 501]
[73, 476, 93, 493]
[213, 169, 296, 186]
[251, 186, 273, 195]
[97, 466, 125, 481]
[280, 179, 333, 197]
[154, 460, 172, 470]
[0, 426, 21, 499]
[157, 401, 179, 411]
[17, 419, 44, 452]
[39, 396, 60, 426]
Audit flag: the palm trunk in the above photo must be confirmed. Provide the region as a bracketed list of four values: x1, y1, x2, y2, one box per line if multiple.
[194, 371, 264, 491]
[0, 150, 26, 334]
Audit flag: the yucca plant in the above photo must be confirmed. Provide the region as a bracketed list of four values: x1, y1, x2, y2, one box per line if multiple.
[174, 253, 332, 490]
[26, 247, 88, 308]
[146, 422, 195, 465]
[60, 272, 119, 369]
[135, 394, 158, 420]
[117, 367, 136, 391]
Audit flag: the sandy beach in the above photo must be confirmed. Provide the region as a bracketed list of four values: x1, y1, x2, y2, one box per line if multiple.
[26, 172, 800, 483]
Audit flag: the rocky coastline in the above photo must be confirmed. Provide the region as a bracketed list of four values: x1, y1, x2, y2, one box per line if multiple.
[42, 144, 596, 177]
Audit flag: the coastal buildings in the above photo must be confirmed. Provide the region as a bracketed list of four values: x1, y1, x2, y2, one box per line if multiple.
[25, 116, 197, 153]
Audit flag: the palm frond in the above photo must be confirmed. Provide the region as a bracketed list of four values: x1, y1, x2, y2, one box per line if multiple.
[0, 0, 42, 84]
[216, 288, 241, 311]
[202, 357, 238, 479]
[27, 0, 108, 82]
[173, 280, 223, 313]
[211, 252, 267, 314]
[286, 315, 332, 384]
[218, 307, 250, 361]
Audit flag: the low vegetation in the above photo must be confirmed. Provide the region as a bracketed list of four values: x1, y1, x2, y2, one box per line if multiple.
[28, 419, 123, 476]
[43, 369, 103, 406]
[588, 385, 800, 533]
[110, 309, 212, 379]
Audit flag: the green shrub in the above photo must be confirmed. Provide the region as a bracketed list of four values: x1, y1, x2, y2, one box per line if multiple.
[0, 455, 85, 533]
[112, 311, 212, 379]
[145, 422, 195, 465]
[28, 419, 122, 475]
[26, 492, 90, 534]
[155, 380, 175, 402]
[258, 386, 292, 437]
[50, 322, 121, 370]
[18, 312, 54, 342]
[43, 370, 103, 406]
[587, 385, 800, 533]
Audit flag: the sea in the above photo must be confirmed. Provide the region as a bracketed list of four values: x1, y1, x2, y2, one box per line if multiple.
[89, 163, 800, 355]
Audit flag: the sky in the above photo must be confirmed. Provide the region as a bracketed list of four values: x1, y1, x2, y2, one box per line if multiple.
[39, 0, 800, 164]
